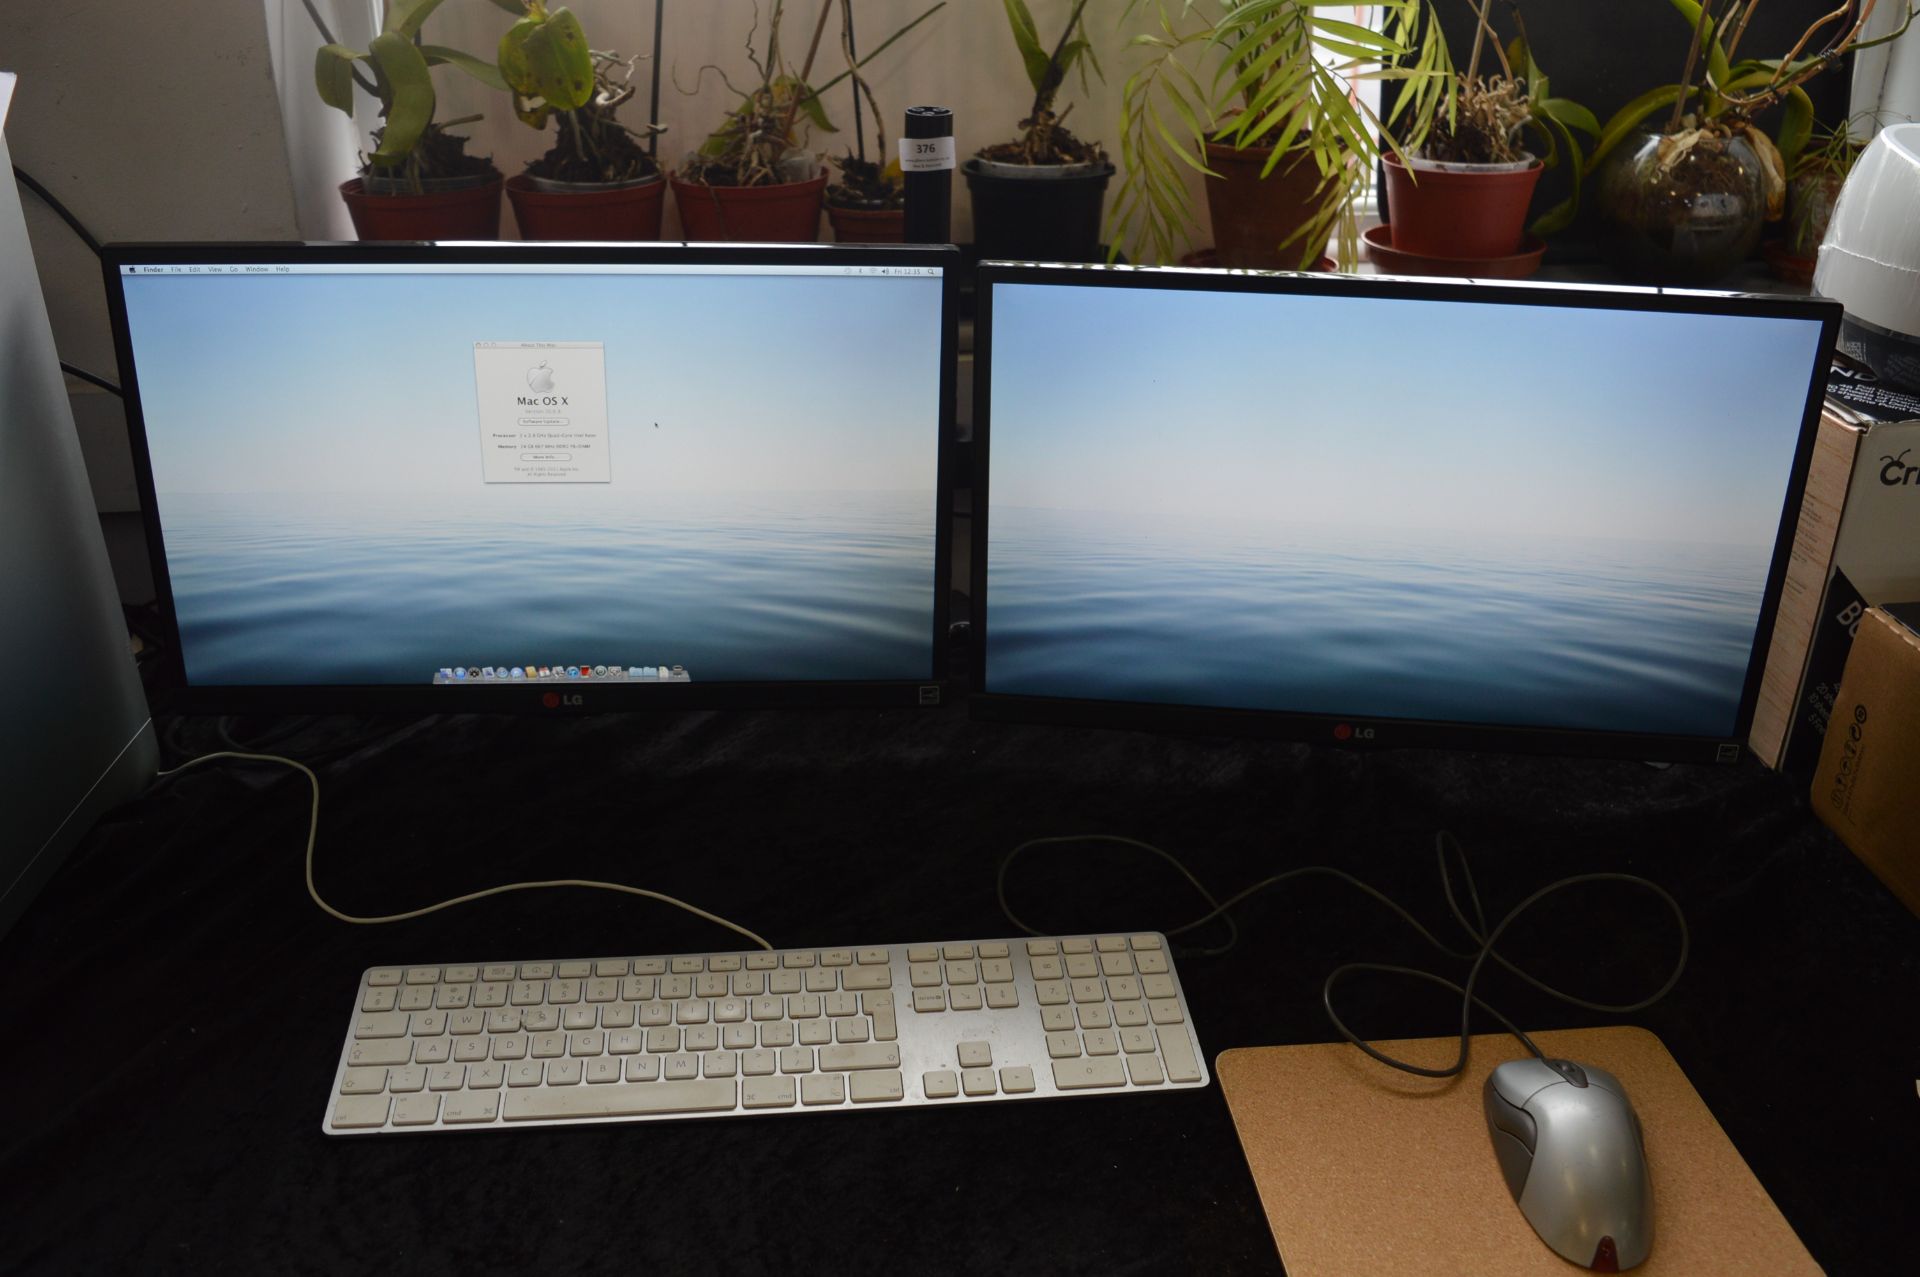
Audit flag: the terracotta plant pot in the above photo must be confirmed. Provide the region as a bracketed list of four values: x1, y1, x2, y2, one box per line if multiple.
[1381, 154, 1543, 259]
[826, 202, 906, 243]
[962, 157, 1114, 263]
[505, 173, 665, 241]
[669, 173, 826, 241]
[338, 176, 503, 241]
[1203, 138, 1331, 269]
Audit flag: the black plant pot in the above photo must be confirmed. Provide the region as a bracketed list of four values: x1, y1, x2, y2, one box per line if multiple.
[962, 157, 1116, 263]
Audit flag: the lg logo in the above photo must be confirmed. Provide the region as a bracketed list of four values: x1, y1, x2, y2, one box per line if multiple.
[1332, 723, 1375, 742]
[541, 691, 584, 708]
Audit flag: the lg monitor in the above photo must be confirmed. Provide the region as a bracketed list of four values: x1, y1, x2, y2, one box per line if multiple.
[971, 263, 1839, 763]
[104, 241, 956, 713]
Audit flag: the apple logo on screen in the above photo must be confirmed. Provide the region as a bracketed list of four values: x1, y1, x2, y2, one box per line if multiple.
[526, 361, 556, 392]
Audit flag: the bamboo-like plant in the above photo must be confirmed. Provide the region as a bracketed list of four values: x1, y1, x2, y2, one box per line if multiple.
[314, 0, 509, 187]
[1110, 1, 1452, 268]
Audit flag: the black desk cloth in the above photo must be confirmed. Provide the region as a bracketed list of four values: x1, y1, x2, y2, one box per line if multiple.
[3, 706, 1915, 1276]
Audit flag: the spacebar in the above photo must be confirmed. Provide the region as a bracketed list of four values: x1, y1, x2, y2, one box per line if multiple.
[502, 1080, 738, 1121]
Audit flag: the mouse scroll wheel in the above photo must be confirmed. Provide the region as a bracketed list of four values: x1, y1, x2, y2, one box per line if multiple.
[1546, 1058, 1589, 1088]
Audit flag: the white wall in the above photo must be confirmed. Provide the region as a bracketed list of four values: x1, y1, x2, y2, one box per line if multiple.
[7, 0, 301, 579]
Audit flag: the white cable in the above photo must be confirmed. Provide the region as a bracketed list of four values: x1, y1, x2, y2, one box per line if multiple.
[155, 750, 775, 950]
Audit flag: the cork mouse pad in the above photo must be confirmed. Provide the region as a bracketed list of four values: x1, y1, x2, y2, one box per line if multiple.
[1216, 1027, 1820, 1276]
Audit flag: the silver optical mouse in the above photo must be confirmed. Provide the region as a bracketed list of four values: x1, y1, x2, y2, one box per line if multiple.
[1484, 1057, 1653, 1272]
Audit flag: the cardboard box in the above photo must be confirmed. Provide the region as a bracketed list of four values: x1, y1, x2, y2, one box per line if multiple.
[1811, 604, 1920, 918]
[1756, 367, 1920, 781]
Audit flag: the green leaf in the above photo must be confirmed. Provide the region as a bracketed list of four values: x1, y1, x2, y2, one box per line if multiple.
[787, 79, 839, 135]
[1529, 116, 1585, 236]
[1539, 97, 1599, 139]
[1589, 85, 1686, 173]
[1667, 1, 1731, 95]
[1002, 0, 1051, 93]
[384, 0, 449, 41]
[500, 5, 594, 111]
[421, 45, 508, 92]
[367, 32, 435, 162]
[315, 44, 362, 115]
[1777, 85, 1814, 169]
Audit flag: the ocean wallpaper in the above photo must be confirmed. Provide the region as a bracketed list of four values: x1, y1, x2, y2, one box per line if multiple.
[122, 270, 944, 685]
[984, 284, 1827, 738]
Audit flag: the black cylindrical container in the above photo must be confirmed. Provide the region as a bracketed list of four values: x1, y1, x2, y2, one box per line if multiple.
[961, 159, 1115, 263]
[903, 106, 954, 245]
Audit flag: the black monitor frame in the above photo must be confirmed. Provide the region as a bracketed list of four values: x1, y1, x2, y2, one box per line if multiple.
[104, 240, 959, 715]
[968, 261, 1841, 765]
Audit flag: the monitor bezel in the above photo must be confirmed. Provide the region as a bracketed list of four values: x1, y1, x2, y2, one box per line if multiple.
[104, 239, 959, 715]
[968, 261, 1841, 765]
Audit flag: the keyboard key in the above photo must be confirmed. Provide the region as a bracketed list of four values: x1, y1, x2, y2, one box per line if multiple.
[442, 1092, 501, 1124]
[413, 1039, 451, 1064]
[1041, 1006, 1076, 1032]
[841, 966, 891, 991]
[740, 1049, 776, 1076]
[778, 1047, 814, 1074]
[405, 967, 440, 985]
[562, 1006, 597, 1031]
[601, 1004, 635, 1029]
[731, 971, 766, 997]
[393, 1094, 441, 1125]
[1066, 954, 1099, 979]
[1128, 1055, 1165, 1086]
[1061, 939, 1093, 954]
[491, 1034, 529, 1061]
[586, 1058, 621, 1084]
[1000, 1066, 1036, 1094]
[948, 986, 983, 1011]
[945, 961, 978, 985]
[585, 978, 618, 1003]
[1130, 934, 1162, 951]
[833, 1018, 869, 1044]
[481, 965, 515, 982]
[633, 958, 667, 976]
[912, 989, 945, 1013]
[670, 957, 702, 974]
[1149, 999, 1184, 1025]
[1097, 936, 1126, 953]
[608, 1029, 644, 1055]
[1101, 953, 1134, 977]
[504, 1080, 738, 1120]
[1107, 977, 1142, 1002]
[801, 1074, 846, 1105]
[594, 959, 629, 977]
[388, 1066, 427, 1093]
[531, 1032, 566, 1059]
[549, 1058, 585, 1085]
[979, 943, 1010, 959]
[411, 1011, 447, 1037]
[664, 1055, 699, 1081]
[856, 948, 889, 965]
[508, 1061, 543, 1087]
[1031, 957, 1064, 981]
[453, 1038, 489, 1062]
[798, 1019, 832, 1045]
[942, 943, 975, 960]
[354, 1012, 408, 1040]
[1046, 1032, 1080, 1059]
[820, 949, 853, 967]
[340, 1067, 386, 1094]
[570, 1031, 604, 1057]
[1136, 951, 1170, 975]
[1083, 1031, 1119, 1057]
[519, 963, 554, 980]
[956, 1041, 992, 1069]
[367, 968, 403, 987]
[428, 1065, 464, 1092]
[848, 1071, 905, 1103]
[450, 1010, 485, 1035]
[742, 1077, 796, 1109]
[1070, 979, 1104, 1004]
[703, 1051, 737, 1078]
[985, 984, 1019, 1009]
[348, 1040, 412, 1067]
[645, 1027, 680, 1053]
[783, 951, 816, 968]
[1077, 1004, 1112, 1030]
[824, 991, 858, 1017]
[331, 1095, 390, 1129]
[909, 963, 942, 988]
[722, 1024, 756, 1050]
[684, 1025, 719, 1053]
[473, 983, 507, 1008]
[1025, 940, 1058, 956]
[769, 970, 802, 995]
[980, 959, 1014, 984]
[361, 987, 397, 1012]
[708, 955, 742, 972]
[759, 1021, 795, 1048]
[1053, 1058, 1127, 1090]
[1120, 1027, 1156, 1054]
[443, 966, 478, 984]
[862, 991, 897, 1042]
[1141, 973, 1176, 999]
[804, 968, 837, 993]
[961, 1068, 996, 1096]
[1112, 1001, 1148, 1027]
[907, 946, 938, 963]
[818, 1043, 901, 1072]
[556, 961, 592, 979]
[469, 1062, 505, 1089]
[1157, 1025, 1202, 1083]
[744, 953, 777, 971]
[1035, 981, 1070, 1006]
[625, 1056, 661, 1082]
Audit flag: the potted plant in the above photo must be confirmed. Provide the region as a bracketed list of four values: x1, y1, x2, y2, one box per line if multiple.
[496, 2, 667, 240]
[962, 0, 1114, 263]
[1764, 118, 1868, 284]
[1112, 1, 1449, 269]
[316, 0, 511, 240]
[824, 1, 907, 243]
[1588, 0, 1914, 285]
[671, 1, 943, 242]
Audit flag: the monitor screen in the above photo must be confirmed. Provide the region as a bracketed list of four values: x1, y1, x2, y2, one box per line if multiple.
[107, 243, 955, 711]
[973, 265, 1838, 762]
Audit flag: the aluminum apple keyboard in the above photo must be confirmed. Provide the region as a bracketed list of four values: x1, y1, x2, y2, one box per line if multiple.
[324, 933, 1206, 1134]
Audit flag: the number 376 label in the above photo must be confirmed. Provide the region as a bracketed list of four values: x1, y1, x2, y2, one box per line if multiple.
[899, 136, 956, 171]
